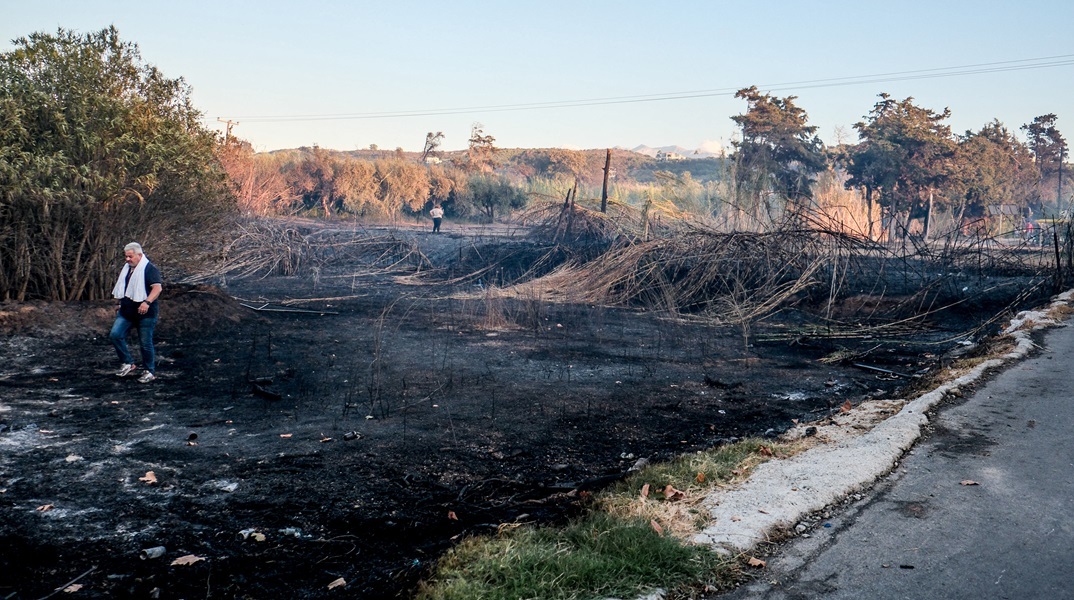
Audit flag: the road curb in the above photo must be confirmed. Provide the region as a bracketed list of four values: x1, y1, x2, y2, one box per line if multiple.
[691, 289, 1073, 553]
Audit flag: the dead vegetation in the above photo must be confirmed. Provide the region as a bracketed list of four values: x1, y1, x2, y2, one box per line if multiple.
[184, 218, 430, 283]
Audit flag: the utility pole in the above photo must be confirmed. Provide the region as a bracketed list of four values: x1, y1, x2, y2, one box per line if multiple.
[600, 148, 612, 213]
[1058, 144, 1065, 212]
[217, 118, 239, 143]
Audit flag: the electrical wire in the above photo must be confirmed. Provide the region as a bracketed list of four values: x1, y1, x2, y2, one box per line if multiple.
[223, 54, 1074, 123]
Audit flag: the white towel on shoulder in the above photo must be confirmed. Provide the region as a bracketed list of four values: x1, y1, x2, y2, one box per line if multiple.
[112, 255, 150, 302]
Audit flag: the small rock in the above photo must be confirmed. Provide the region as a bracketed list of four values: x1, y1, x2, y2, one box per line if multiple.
[795, 523, 807, 534]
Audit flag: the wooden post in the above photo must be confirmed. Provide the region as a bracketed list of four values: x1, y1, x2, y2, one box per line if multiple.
[600, 149, 612, 213]
[1053, 228, 1063, 292]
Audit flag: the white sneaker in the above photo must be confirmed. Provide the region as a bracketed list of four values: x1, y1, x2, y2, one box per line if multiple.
[138, 372, 156, 384]
[115, 364, 137, 377]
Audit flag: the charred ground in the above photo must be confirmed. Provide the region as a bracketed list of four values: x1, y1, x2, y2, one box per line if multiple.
[0, 222, 1050, 599]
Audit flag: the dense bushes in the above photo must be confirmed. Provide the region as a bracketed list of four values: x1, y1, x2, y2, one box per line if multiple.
[0, 27, 232, 301]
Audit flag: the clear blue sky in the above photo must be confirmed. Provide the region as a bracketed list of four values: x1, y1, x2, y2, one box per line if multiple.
[4, 0, 1072, 153]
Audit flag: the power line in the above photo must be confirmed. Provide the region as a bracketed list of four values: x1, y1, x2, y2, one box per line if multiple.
[223, 54, 1074, 123]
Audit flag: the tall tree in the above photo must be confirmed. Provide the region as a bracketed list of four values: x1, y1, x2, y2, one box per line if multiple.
[846, 94, 955, 240]
[730, 86, 827, 218]
[948, 120, 1037, 224]
[420, 131, 445, 162]
[0, 27, 230, 301]
[1021, 114, 1068, 208]
[1022, 114, 1067, 179]
[466, 122, 498, 173]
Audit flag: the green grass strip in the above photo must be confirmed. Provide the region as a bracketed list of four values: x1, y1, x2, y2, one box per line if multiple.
[417, 512, 733, 600]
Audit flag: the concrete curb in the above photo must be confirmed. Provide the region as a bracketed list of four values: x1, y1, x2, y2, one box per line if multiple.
[691, 290, 1072, 553]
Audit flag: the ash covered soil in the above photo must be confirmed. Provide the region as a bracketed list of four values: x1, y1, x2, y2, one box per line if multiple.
[0, 224, 1019, 599]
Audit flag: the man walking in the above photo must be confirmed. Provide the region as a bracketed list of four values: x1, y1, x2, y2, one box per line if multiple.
[109, 242, 162, 383]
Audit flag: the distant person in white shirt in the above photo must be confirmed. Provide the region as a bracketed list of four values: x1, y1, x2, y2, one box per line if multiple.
[430, 204, 444, 233]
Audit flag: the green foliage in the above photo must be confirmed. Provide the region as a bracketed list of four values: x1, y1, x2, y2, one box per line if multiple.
[0, 26, 230, 300]
[1022, 113, 1067, 179]
[417, 513, 733, 600]
[845, 94, 956, 237]
[609, 438, 787, 498]
[731, 86, 827, 207]
[950, 120, 1037, 217]
[456, 174, 527, 222]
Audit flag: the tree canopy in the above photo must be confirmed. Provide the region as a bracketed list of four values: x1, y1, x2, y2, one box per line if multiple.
[0, 26, 231, 300]
[845, 94, 956, 238]
[730, 86, 827, 208]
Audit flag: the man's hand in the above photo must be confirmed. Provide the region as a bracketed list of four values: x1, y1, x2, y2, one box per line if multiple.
[138, 301, 149, 315]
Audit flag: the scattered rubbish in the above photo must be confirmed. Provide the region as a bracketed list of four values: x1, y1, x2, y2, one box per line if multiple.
[327, 577, 346, 590]
[63, 583, 83, 593]
[65, 455, 83, 463]
[139, 471, 158, 485]
[213, 480, 239, 493]
[747, 556, 766, 568]
[170, 554, 205, 566]
[342, 431, 360, 441]
[36, 504, 54, 512]
[823, 523, 832, 528]
[187, 433, 198, 441]
[140, 546, 166, 560]
[279, 527, 303, 537]
[238, 528, 266, 542]
[251, 383, 282, 401]
[662, 485, 685, 501]
[960, 480, 980, 486]
[240, 302, 339, 315]
[851, 363, 911, 378]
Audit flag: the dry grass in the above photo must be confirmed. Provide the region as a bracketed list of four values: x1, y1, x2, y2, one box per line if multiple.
[598, 439, 802, 540]
[523, 226, 863, 324]
[185, 218, 430, 283]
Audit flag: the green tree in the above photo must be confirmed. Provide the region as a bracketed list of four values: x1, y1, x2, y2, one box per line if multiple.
[0, 26, 230, 301]
[1021, 114, 1068, 208]
[457, 174, 526, 222]
[1022, 114, 1067, 179]
[947, 120, 1036, 224]
[846, 94, 955, 240]
[730, 86, 827, 218]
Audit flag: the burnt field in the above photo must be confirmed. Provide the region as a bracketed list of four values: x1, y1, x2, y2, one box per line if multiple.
[0, 221, 1055, 599]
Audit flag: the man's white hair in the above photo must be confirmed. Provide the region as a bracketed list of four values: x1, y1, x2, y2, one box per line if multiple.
[124, 242, 144, 254]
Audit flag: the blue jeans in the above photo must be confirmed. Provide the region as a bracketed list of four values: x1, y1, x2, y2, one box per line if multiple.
[110, 314, 157, 374]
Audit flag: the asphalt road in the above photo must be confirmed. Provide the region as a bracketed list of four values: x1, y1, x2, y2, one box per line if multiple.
[723, 323, 1074, 600]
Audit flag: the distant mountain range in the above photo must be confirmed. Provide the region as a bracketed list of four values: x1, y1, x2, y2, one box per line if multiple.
[622, 144, 723, 159]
